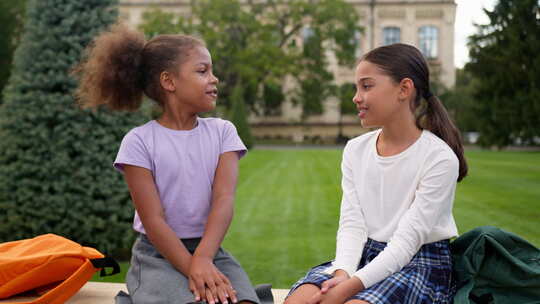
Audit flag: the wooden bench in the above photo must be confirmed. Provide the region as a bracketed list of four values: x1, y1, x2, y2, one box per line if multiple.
[0, 282, 290, 304]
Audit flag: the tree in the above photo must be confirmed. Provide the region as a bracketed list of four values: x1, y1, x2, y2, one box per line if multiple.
[230, 84, 255, 149]
[442, 68, 479, 133]
[0, 0, 147, 254]
[466, 0, 540, 147]
[335, 82, 356, 142]
[139, 0, 361, 118]
[0, 0, 26, 104]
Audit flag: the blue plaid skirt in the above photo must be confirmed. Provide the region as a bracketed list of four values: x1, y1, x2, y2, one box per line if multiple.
[289, 238, 455, 304]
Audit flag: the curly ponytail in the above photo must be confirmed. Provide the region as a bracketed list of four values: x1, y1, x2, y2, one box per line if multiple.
[74, 23, 205, 111]
[362, 43, 468, 181]
[74, 23, 146, 111]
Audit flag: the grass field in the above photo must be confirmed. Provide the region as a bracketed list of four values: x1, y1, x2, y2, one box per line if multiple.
[92, 148, 540, 288]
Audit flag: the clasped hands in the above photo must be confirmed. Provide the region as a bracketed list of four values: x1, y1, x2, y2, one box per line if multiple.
[307, 270, 365, 304]
[188, 255, 238, 304]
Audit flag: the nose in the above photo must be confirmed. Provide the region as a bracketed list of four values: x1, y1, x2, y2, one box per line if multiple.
[352, 90, 362, 105]
[210, 72, 219, 85]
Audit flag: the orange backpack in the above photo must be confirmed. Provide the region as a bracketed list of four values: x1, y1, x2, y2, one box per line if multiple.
[0, 234, 119, 304]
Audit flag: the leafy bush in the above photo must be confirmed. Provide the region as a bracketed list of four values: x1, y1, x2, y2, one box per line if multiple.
[0, 0, 147, 254]
[229, 84, 254, 149]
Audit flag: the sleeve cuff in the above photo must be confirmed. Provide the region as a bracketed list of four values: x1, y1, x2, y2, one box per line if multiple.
[322, 262, 356, 278]
[113, 160, 152, 173]
[353, 268, 379, 289]
[222, 148, 247, 159]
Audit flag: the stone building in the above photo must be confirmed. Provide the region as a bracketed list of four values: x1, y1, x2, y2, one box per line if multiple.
[119, 0, 456, 143]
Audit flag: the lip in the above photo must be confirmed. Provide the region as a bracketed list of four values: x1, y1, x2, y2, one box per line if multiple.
[206, 88, 218, 98]
[357, 107, 367, 119]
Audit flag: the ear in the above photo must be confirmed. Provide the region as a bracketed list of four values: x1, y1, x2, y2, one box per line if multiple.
[398, 78, 415, 101]
[160, 71, 176, 92]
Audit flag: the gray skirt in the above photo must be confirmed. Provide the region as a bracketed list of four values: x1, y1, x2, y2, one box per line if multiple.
[117, 234, 259, 304]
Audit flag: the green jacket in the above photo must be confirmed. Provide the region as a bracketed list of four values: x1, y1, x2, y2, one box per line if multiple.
[451, 226, 540, 304]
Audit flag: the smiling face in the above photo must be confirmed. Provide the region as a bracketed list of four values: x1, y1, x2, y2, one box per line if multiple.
[352, 60, 405, 128]
[168, 46, 219, 113]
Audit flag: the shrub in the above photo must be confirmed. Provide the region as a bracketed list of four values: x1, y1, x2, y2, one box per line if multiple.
[229, 84, 254, 149]
[0, 0, 147, 254]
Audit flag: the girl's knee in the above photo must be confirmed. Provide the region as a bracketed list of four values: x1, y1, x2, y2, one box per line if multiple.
[283, 298, 305, 304]
[283, 294, 304, 304]
[284, 284, 320, 304]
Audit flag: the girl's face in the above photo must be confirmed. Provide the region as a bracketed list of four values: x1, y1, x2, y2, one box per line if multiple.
[170, 46, 219, 113]
[352, 60, 403, 128]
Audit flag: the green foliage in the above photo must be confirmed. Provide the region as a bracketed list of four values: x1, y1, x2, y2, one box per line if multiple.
[139, 0, 361, 118]
[338, 82, 357, 115]
[465, 0, 540, 147]
[335, 82, 357, 142]
[441, 69, 479, 133]
[0, 0, 147, 254]
[229, 84, 254, 149]
[262, 82, 285, 116]
[0, 0, 26, 104]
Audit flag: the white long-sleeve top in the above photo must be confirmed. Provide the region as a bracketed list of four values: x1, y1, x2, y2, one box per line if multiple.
[324, 129, 459, 288]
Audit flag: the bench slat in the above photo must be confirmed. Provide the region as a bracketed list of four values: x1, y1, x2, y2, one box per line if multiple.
[0, 282, 290, 304]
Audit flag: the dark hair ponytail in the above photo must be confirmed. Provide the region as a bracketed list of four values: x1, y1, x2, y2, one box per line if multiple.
[74, 23, 204, 111]
[362, 43, 468, 181]
[423, 95, 467, 181]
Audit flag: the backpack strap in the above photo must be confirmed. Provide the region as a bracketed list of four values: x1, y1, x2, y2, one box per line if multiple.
[90, 257, 120, 277]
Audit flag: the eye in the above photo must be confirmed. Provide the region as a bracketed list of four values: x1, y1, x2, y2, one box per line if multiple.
[198, 69, 206, 74]
[362, 84, 373, 90]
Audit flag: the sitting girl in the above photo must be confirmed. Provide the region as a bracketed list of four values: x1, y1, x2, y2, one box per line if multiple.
[285, 43, 467, 304]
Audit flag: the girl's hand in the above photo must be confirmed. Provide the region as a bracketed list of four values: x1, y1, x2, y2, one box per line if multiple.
[308, 277, 365, 304]
[213, 273, 237, 304]
[189, 256, 236, 303]
[202, 285, 236, 304]
[213, 282, 238, 304]
[307, 270, 350, 304]
[191, 278, 237, 304]
[320, 269, 349, 294]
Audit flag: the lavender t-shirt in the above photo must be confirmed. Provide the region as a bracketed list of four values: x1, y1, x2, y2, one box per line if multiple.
[113, 117, 247, 238]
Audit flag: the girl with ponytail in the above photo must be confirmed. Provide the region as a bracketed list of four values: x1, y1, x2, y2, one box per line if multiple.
[286, 43, 467, 304]
[74, 23, 259, 304]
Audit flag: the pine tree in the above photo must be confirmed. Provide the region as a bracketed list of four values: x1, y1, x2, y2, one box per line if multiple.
[0, 0, 26, 105]
[466, 0, 540, 147]
[229, 84, 254, 149]
[0, 0, 147, 253]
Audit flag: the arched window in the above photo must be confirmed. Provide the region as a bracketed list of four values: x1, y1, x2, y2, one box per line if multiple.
[382, 26, 400, 45]
[419, 26, 439, 59]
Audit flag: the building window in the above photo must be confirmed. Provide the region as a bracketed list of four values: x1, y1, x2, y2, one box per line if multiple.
[382, 26, 400, 45]
[302, 27, 315, 43]
[419, 26, 439, 59]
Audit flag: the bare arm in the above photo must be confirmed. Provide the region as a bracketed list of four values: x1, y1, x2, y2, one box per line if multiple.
[189, 151, 241, 303]
[123, 165, 193, 275]
[194, 151, 239, 258]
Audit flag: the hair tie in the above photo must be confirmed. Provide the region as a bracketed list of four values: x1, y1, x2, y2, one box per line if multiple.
[424, 90, 433, 100]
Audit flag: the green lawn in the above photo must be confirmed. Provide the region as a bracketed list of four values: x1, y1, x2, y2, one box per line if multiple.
[92, 149, 540, 288]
